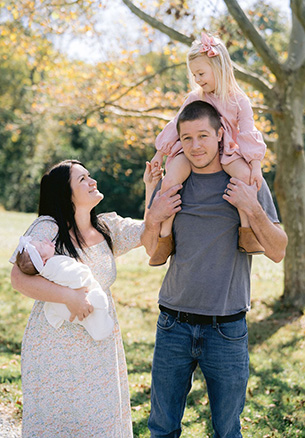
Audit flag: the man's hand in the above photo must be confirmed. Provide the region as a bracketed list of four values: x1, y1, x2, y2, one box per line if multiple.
[223, 177, 288, 263]
[223, 177, 259, 216]
[142, 184, 182, 255]
[148, 184, 182, 226]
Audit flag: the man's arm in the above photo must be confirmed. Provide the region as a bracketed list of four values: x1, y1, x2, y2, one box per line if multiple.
[223, 178, 288, 263]
[141, 184, 182, 256]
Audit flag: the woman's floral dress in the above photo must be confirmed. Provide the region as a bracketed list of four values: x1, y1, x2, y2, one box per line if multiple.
[10, 213, 144, 438]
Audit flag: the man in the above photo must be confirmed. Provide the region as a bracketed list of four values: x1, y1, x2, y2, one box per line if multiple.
[142, 100, 288, 438]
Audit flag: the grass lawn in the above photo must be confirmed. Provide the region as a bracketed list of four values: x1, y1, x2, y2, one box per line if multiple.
[0, 209, 304, 437]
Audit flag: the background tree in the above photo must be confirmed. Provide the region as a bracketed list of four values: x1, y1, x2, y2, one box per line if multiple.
[0, 7, 187, 216]
[1, 0, 304, 307]
[121, 0, 305, 309]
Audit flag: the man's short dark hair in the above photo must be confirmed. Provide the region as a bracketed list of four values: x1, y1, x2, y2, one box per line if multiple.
[177, 100, 222, 135]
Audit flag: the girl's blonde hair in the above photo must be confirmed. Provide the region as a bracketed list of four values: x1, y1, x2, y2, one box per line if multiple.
[187, 34, 245, 103]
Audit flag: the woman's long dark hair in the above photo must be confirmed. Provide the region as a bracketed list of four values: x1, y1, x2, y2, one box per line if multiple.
[38, 159, 112, 259]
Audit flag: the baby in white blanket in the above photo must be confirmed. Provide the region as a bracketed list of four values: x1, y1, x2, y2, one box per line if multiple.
[16, 236, 114, 341]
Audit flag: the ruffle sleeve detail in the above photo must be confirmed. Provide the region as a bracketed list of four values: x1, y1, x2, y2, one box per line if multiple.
[155, 119, 180, 156]
[235, 130, 266, 163]
[9, 215, 58, 264]
[99, 212, 144, 258]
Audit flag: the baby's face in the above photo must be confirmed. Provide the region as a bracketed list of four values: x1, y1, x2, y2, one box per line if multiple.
[32, 239, 55, 264]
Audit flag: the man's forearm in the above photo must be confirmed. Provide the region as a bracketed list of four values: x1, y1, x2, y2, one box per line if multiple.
[223, 178, 288, 263]
[247, 202, 287, 263]
[141, 210, 161, 256]
[141, 184, 182, 256]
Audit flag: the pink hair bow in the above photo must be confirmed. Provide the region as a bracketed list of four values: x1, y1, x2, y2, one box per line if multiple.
[199, 33, 219, 57]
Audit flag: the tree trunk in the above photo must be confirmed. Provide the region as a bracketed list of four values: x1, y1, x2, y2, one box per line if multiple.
[274, 80, 305, 308]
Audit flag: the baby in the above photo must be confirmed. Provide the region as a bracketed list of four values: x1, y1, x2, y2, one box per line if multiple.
[16, 236, 114, 341]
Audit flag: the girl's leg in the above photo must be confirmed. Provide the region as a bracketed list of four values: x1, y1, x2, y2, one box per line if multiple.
[149, 154, 191, 267]
[222, 158, 264, 255]
[222, 158, 251, 228]
[160, 154, 191, 237]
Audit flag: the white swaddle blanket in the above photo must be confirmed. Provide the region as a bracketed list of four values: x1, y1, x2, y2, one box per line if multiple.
[42, 255, 114, 341]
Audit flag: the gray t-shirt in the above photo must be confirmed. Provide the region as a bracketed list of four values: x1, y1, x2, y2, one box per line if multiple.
[158, 170, 279, 316]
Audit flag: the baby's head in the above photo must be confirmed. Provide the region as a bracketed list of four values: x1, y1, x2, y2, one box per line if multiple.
[16, 236, 55, 275]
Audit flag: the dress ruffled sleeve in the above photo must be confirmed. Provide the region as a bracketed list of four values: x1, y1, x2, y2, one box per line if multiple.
[155, 91, 201, 159]
[235, 130, 266, 163]
[100, 213, 145, 258]
[220, 94, 266, 165]
[9, 215, 58, 264]
[235, 94, 266, 163]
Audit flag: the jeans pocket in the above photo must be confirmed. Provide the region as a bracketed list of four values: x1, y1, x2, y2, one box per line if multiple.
[156, 311, 177, 331]
[216, 317, 248, 341]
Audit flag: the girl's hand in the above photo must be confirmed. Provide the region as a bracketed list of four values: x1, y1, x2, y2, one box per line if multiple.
[64, 286, 94, 322]
[143, 161, 163, 188]
[151, 151, 164, 169]
[250, 160, 263, 190]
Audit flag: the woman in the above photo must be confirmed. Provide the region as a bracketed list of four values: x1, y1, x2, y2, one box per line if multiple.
[10, 159, 172, 437]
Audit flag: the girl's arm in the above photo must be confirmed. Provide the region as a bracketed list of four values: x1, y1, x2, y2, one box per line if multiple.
[143, 161, 163, 219]
[11, 264, 93, 321]
[249, 159, 262, 188]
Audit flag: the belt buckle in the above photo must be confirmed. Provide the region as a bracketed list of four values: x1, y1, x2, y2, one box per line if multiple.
[184, 312, 190, 323]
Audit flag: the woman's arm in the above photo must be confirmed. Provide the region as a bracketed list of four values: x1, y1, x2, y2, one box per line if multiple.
[11, 264, 93, 321]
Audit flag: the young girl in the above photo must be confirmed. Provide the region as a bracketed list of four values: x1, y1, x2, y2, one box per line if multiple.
[149, 32, 266, 266]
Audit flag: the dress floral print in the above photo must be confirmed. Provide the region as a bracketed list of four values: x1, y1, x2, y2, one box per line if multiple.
[10, 213, 144, 438]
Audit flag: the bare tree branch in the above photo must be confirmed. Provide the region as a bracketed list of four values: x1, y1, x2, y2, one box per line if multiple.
[291, 0, 305, 31]
[106, 62, 185, 105]
[106, 106, 172, 121]
[251, 104, 282, 116]
[109, 103, 180, 113]
[83, 62, 184, 119]
[232, 62, 273, 97]
[121, 0, 193, 45]
[222, 0, 285, 80]
[285, 10, 305, 69]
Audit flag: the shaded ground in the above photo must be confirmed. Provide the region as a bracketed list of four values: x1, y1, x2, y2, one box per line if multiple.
[0, 404, 21, 438]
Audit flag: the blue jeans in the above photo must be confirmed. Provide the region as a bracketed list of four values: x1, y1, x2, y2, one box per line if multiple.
[148, 310, 249, 438]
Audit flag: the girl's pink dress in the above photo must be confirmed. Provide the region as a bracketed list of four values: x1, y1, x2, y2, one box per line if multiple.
[155, 90, 266, 167]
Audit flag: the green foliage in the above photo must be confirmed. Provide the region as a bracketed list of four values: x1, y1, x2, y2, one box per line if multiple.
[210, 1, 289, 68]
[69, 123, 153, 217]
[0, 1, 290, 219]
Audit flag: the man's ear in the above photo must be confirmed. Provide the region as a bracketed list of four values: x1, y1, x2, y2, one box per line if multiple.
[217, 126, 224, 141]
